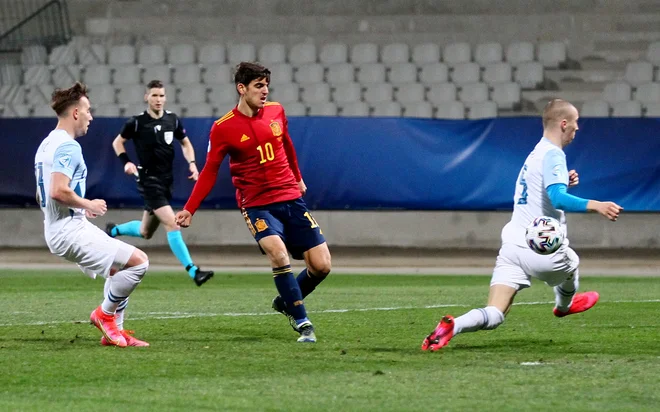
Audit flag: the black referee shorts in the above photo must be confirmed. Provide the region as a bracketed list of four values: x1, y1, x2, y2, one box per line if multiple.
[137, 174, 173, 213]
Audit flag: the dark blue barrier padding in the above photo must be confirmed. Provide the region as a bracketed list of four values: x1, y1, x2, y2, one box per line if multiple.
[2, 116, 659, 211]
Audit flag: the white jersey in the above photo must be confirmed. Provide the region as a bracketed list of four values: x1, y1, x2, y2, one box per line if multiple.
[502, 137, 569, 247]
[34, 129, 88, 240]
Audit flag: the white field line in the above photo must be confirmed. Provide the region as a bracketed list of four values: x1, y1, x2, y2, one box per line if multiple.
[1, 299, 660, 328]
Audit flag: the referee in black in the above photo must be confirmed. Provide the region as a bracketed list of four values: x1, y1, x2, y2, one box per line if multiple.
[108, 79, 213, 286]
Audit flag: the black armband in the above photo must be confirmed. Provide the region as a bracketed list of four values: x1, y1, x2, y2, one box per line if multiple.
[118, 152, 132, 166]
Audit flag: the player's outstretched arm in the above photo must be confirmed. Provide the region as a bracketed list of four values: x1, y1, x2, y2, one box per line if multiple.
[50, 172, 107, 216]
[587, 200, 623, 221]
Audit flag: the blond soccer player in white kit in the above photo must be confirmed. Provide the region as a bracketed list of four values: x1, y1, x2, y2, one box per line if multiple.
[422, 99, 624, 351]
[34, 82, 150, 348]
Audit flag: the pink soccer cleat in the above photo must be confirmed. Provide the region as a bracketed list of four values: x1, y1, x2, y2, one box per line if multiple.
[421, 315, 455, 351]
[553, 291, 600, 317]
[90, 306, 127, 347]
[101, 329, 150, 347]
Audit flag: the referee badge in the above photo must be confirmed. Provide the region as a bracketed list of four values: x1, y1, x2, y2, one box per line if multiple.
[164, 131, 174, 145]
[269, 121, 282, 137]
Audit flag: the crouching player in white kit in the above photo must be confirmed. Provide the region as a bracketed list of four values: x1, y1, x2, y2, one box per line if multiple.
[34, 82, 150, 347]
[422, 99, 624, 351]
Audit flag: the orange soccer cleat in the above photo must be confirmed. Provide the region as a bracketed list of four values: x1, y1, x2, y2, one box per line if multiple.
[553, 291, 600, 317]
[421, 315, 455, 351]
[90, 306, 127, 348]
[101, 329, 150, 347]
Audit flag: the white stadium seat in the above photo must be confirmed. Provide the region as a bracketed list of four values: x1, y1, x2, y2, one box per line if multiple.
[506, 42, 535, 65]
[356, 63, 386, 84]
[602, 82, 632, 104]
[227, 43, 256, 65]
[300, 83, 330, 103]
[117, 84, 146, 104]
[93, 104, 121, 117]
[319, 43, 348, 64]
[581, 100, 610, 117]
[326, 63, 355, 84]
[402, 102, 433, 118]
[634, 82, 660, 105]
[364, 84, 393, 103]
[412, 43, 441, 64]
[0, 85, 27, 104]
[451, 62, 481, 85]
[434, 101, 465, 119]
[52, 65, 81, 88]
[23, 65, 51, 86]
[25, 84, 54, 106]
[289, 43, 317, 65]
[184, 103, 214, 117]
[0, 104, 30, 118]
[332, 83, 362, 104]
[351, 43, 379, 64]
[199, 44, 226, 64]
[371, 101, 402, 117]
[491, 82, 521, 110]
[474, 42, 503, 65]
[270, 83, 300, 104]
[0, 64, 22, 85]
[467, 101, 498, 119]
[168, 44, 196, 65]
[113, 65, 141, 85]
[49, 44, 76, 65]
[108, 45, 136, 65]
[612, 100, 642, 117]
[458, 83, 489, 104]
[395, 83, 426, 104]
[173, 64, 201, 85]
[294, 63, 325, 84]
[381, 43, 410, 64]
[21, 45, 48, 65]
[143, 65, 172, 84]
[419, 63, 449, 84]
[31, 104, 53, 117]
[83, 64, 112, 85]
[88, 84, 116, 105]
[258, 43, 287, 64]
[138, 45, 166, 65]
[202, 64, 233, 84]
[644, 103, 660, 117]
[339, 101, 369, 117]
[123, 103, 147, 116]
[177, 84, 208, 105]
[646, 42, 660, 65]
[483, 62, 512, 85]
[624, 61, 654, 86]
[537, 41, 566, 68]
[308, 102, 337, 116]
[427, 83, 457, 104]
[208, 84, 237, 105]
[77, 44, 106, 65]
[388, 63, 418, 84]
[514, 62, 544, 89]
[283, 102, 306, 116]
[443, 42, 471, 66]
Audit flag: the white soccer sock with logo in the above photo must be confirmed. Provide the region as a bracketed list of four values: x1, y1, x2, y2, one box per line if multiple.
[101, 262, 148, 315]
[554, 270, 579, 313]
[453, 306, 505, 335]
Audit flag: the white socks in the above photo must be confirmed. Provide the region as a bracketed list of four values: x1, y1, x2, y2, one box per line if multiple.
[554, 270, 579, 313]
[453, 306, 505, 335]
[101, 261, 149, 315]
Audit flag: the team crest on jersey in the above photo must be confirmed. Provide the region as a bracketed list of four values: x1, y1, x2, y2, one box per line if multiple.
[269, 121, 282, 137]
[164, 131, 173, 144]
[254, 218, 268, 232]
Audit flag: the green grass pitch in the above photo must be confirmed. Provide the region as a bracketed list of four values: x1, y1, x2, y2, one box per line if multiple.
[1, 270, 659, 411]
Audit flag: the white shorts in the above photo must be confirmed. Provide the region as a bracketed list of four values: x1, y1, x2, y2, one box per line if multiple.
[491, 242, 580, 290]
[47, 219, 135, 279]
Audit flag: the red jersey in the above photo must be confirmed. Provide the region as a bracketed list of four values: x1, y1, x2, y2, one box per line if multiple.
[183, 102, 303, 214]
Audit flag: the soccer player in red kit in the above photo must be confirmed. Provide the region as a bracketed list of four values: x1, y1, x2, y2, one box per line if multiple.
[175, 62, 332, 343]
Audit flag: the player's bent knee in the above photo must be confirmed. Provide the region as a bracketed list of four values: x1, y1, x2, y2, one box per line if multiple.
[310, 257, 331, 276]
[482, 306, 505, 330]
[125, 248, 149, 269]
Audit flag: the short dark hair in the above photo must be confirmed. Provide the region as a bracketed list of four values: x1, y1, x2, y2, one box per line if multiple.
[234, 62, 270, 87]
[146, 79, 164, 90]
[51, 82, 89, 116]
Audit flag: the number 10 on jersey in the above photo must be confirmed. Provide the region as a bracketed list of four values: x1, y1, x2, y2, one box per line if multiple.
[257, 143, 275, 164]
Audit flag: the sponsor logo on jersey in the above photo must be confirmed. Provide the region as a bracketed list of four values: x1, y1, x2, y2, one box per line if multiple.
[240, 134, 251, 142]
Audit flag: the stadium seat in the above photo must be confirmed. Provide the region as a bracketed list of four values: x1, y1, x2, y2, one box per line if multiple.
[177, 84, 208, 105]
[451, 62, 481, 85]
[506, 42, 535, 65]
[23, 65, 51, 86]
[427, 83, 457, 104]
[49, 44, 76, 65]
[138, 45, 166, 65]
[602, 82, 632, 104]
[77, 44, 106, 65]
[227, 43, 256, 65]
[31, 104, 53, 117]
[624, 61, 654, 86]
[395, 83, 426, 104]
[208, 84, 237, 106]
[21, 45, 48, 65]
[0, 104, 30, 117]
[357, 63, 386, 83]
[198, 44, 226, 64]
[402, 102, 433, 118]
[326, 63, 355, 84]
[165, 104, 183, 115]
[25, 84, 54, 106]
[483, 62, 512, 85]
[294, 63, 325, 84]
[123, 103, 147, 116]
[52, 65, 81, 88]
[93, 104, 121, 117]
[184, 103, 214, 118]
[581, 100, 610, 117]
[113, 65, 142, 85]
[381, 43, 410, 64]
[202, 64, 233, 84]
[364, 84, 394, 103]
[351, 43, 379, 64]
[647, 42, 660, 65]
[88, 84, 116, 105]
[143, 65, 172, 84]
[339, 101, 369, 117]
[467, 101, 498, 119]
[371, 101, 402, 117]
[612, 101, 642, 117]
[474, 42, 503, 65]
[319, 43, 348, 65]
[388, 63, 418, 84]
[265, 63, 292, 84]
[283, 101, 306, 116]
[258, 43, 287, 65]
[491, 82, 521, 110]
[434, 101, 465, 119]
[633, 82, 660, 105]
[443, 42, 471, 66]
[270, 83, 300, 104]
[458, 83, 489, 104]
[173, 64, 201, 85]
[0, 64, 22, 85]
[514, 62, 544, 89]
[644, 103, 660, 117]
[108, 45, 136, 65]
[332, 83, 362, 104]
[308, 102, 337, 116]
[0, 84, 26, 105]
[419, 63, 449, 84]
[412, 43, 441, 64]
[168, 44, 196, 65]
[289, 43, 317, 65]
[537, 41, 566, 68]
[117, 84, 146, 104]
[300, 83, 330, 103]
[82, 64, 112, 85]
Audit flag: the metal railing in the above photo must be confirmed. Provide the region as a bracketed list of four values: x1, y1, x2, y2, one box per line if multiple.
[0, 0, 71, 53]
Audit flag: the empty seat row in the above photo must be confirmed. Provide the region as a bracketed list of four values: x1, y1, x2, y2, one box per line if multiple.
[20, 40, 567, 68]
[581, 100, 660, 118]
[601, 81, 660, 104]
